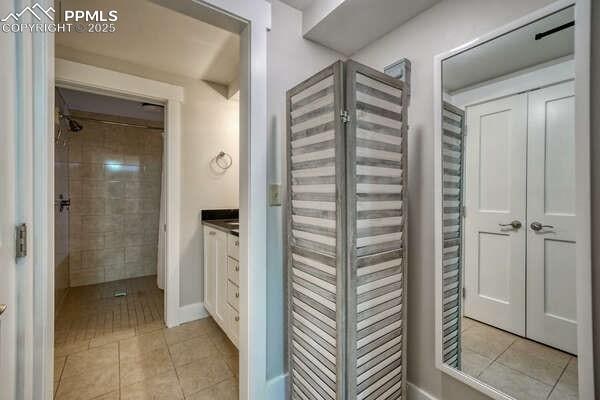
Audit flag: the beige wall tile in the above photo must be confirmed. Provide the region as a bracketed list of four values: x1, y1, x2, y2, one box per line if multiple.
[68, 117, 162, 287]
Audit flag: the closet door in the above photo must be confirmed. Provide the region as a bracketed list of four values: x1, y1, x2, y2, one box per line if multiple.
[287, 61, 345, 400]
[526, 80, 577, 354]
[345, 61, 408, 400]
[463, 93, 527, 335]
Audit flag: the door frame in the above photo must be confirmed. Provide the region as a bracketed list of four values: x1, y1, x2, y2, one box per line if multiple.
[433, 0, 595, 399]
[55, 58, 185, 329]
[22, 1, 269, 400]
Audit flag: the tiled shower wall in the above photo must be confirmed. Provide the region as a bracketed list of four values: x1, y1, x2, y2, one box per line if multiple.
[66, 112, 163, 287]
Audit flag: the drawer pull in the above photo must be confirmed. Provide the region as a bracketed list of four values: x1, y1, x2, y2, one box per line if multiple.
[234, 240, 239, 246]
[209, 231, 216, 236]
[235, 266, 240, 272]
[235, 316, 239, 322]
[235, 292, 239, 298]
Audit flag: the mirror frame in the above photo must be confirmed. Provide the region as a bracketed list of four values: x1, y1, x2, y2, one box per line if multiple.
[433, 0, 595, 399]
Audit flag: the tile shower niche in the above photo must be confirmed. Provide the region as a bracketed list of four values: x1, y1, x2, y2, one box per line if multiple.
[286, 60, 410, 399]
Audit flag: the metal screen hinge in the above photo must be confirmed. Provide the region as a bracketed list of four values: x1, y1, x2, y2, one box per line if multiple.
[462, 205, 466, 218]
[462, 287, 466, 299]
[16, 223, 27, 258]
[340, 110, 350, 124]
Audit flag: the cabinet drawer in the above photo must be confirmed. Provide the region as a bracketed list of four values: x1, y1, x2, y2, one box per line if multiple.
[227, 280, 240, 311]
[227, 234, 239, 260]
[228, 305, 239, 348]
[227, 257, 240, 286]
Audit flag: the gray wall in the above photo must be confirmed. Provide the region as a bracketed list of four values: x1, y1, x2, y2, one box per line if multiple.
[591, 0, 599, 397]
[349, 0, 557, 398]
[266, 0, 344, 381]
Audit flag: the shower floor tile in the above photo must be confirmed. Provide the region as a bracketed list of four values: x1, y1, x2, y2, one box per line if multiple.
[54, 276, 238, 400]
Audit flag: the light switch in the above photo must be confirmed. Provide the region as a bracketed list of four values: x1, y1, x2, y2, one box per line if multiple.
[270, 184, 282, 206]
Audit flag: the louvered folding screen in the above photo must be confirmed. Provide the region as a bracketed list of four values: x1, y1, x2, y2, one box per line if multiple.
[441, 102, 465, 369]
[287, 60, 409, 400]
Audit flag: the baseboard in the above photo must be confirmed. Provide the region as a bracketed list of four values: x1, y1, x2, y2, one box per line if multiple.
[408, 382, 438, 400]
[266, 373, 288, 400]
[178, 302, 209, 325]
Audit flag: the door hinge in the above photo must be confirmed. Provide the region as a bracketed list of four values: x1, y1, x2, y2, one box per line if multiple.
[462, 205, 466, 218]
[163, 223, 167, 232]
[340, 110, 350, 124]
[16, 223, 27, 258]
[462, 287, 466, 299]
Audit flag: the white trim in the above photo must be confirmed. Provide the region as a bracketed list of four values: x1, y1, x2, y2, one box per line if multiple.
[178, 302, 210, 325]
[573, 0, 595, 398]
[265, 373, 288, 400]
[55, 59, 184, 102]
[433, 1, 595, 400]
[407, 382, 438, 400]
[55, 58, 184, 330]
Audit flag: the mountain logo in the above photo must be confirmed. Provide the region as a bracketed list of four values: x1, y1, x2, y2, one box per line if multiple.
[1, 4, 55, 22]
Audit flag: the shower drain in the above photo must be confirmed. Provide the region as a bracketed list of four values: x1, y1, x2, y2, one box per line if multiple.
[113, 289, 127, 297]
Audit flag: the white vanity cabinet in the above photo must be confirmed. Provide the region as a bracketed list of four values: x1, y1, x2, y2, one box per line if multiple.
[203, 225, 240, 348]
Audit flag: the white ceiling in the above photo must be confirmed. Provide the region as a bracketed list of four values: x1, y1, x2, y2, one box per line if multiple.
[278, 0, 314, 11]
[303, 0, 442, 56]
[56, 0, 239, 86]
[443, 6, 574, 93]
[57, 88, 165, 122]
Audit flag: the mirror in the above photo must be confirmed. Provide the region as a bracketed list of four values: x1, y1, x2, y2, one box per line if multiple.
[437, 5, 580, 400]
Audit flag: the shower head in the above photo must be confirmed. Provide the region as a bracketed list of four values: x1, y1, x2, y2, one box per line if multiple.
[68, 118, 83, 132]
[58, 113, 83, 132]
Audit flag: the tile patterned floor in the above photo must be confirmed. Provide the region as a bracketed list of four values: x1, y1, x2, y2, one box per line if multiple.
[460, 317, 578, 400]
[54, 276, 239, 400]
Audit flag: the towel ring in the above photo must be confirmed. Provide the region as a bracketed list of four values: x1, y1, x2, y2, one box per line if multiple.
[215, 151, 233, 170]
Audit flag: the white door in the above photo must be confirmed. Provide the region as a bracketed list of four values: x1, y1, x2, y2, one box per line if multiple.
[0, 1, 17, 395]
[526, 81, 577, 354]
[464, 93, 527, 335]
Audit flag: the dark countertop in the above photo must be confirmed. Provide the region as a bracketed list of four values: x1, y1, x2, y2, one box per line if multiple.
[201, 209, 239, 237]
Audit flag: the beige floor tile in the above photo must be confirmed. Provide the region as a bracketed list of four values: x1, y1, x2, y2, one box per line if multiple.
[135, 320, 165, 335]
[479, 362, 553, 400]
[460, 348, 492, 378]
[549, 357, 578, 400]
[119, 330, 166, 360]
[164, 320, 211, 345]
[496, 340, 569, 385]
[169, 335, 220, 367]
[461, 317, 477, 333]
[62, 343, 119, 379]
[54, 356, 66, 394]
[223, 352, 239, 378]
[461, 323, 515, 360]
[120, 346, 175, 387]
[55, 340, 90, 358]
[121, 369, 184, 400]
[210, 331, 238, 358]
[176, 357, 233, 396]
[55, 363, 118, 400]
[90, 328, 136, 348]
[186, 378, 239, 400]
[94, 392, 119, 400]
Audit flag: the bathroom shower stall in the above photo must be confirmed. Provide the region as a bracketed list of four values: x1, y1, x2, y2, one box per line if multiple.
[53, 87, 166, 327]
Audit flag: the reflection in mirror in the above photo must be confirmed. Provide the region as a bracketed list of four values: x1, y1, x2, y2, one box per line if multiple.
[440, 6, 578, 400]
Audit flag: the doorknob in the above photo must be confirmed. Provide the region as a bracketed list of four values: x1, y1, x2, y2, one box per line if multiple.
[0, 304, 6, 316]
[499, 220, 522, 229]
[530, 221, 554, 231]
